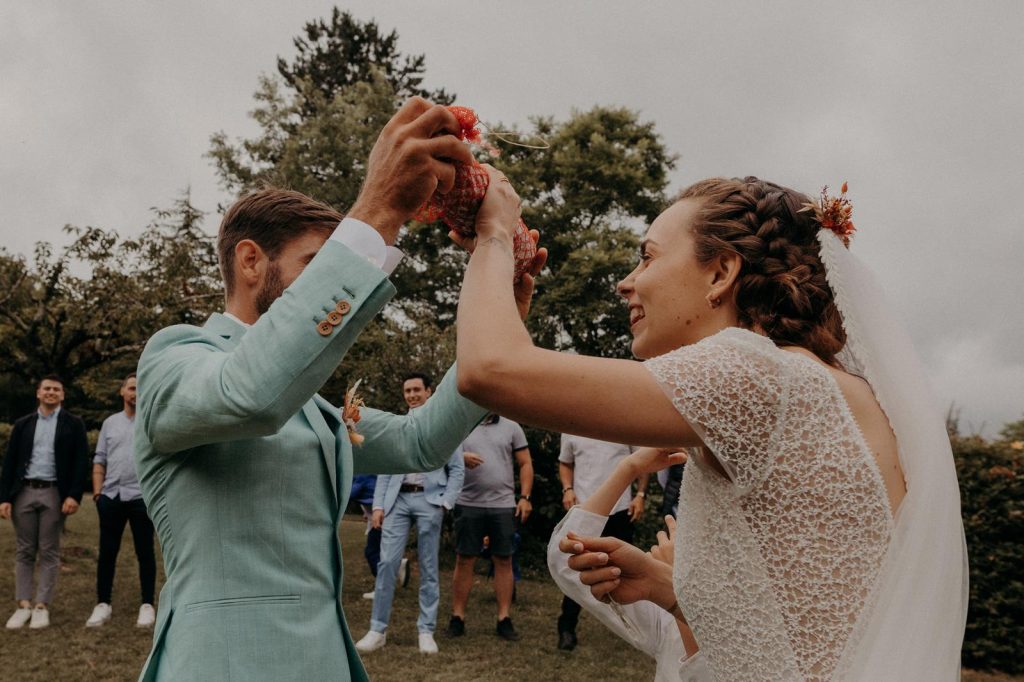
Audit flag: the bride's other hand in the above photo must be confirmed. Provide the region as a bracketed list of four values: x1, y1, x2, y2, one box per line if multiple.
[451, 227, 547, 321]
[650, 515, 677, 567]
[513, 230, 546, 319]
[627, 447, 688, 476]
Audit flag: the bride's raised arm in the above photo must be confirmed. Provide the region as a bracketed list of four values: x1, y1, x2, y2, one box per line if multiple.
[455, 165, 698, 448]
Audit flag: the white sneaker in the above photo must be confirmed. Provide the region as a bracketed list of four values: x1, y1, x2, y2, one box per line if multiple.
[136, 603, 156, 628]
[398, 557, 410, 588]
[355, 630, 386, 652]
[361, 591, 375, 601]
[29, 606, 50, 629]
[86, 603, 112, 627]
[5, 607, 31, 629]
[418, 632, 439, 654]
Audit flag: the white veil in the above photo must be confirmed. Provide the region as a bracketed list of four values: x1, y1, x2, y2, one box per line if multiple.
[818, 230, 969, 681]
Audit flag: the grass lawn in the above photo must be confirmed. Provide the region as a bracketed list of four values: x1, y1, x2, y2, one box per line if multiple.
[0, 500, 653, 681]
[0, 498, 1017, 681]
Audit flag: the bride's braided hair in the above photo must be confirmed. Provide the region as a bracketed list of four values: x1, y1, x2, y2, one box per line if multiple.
[679, 176, 846, 365]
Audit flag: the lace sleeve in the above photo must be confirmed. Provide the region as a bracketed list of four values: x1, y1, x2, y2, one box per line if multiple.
[644, 329, 788, 493]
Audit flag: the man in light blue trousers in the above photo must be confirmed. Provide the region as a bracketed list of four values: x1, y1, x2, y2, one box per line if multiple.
[357, 372, 465, 654]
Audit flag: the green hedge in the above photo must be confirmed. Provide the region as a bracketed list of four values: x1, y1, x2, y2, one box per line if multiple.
[955, 436, 1024, 674]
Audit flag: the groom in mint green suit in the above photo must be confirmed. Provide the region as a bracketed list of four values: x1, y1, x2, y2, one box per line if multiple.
[133, 100, 487, 681]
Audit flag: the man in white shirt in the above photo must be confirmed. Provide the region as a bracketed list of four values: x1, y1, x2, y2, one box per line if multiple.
[549, 448, 709, 682]
[556, 434, 649, 650]
[86, 373, 157, 629]
[355, 372, 465, 655]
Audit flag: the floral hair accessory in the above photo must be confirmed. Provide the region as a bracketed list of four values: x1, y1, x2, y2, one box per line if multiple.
[800, 181, 856, 246]
[342, 379, 365, 446]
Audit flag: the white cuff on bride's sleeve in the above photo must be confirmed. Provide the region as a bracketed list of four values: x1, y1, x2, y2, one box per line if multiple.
[330, 217, 404, 275]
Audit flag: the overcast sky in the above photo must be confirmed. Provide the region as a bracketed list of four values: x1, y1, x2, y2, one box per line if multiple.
[2, 1, 1022, 435]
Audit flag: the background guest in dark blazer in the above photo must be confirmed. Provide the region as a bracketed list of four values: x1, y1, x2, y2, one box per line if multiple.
[0, 374, 89, 630]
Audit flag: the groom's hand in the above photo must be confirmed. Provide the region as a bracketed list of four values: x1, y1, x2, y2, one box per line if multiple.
[349, 97, 474, 245]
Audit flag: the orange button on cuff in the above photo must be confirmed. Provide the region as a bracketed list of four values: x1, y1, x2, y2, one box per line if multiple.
[317, 320, 334, 336]
[326, 311, 344, 326]
[335, 300, 352, 315]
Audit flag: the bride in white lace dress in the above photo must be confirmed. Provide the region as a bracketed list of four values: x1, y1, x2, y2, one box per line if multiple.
[454, 170, 967, 681]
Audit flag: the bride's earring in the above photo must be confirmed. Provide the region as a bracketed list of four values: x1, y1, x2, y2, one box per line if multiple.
[707, 295, 720, 309]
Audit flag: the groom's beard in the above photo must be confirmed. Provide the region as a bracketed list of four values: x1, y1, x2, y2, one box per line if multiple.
[254, 262, 285, 316]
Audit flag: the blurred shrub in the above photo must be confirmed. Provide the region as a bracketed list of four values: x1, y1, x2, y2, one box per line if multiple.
[955, 435, 1023, 674]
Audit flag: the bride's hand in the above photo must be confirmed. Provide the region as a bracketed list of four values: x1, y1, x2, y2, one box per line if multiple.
[650, 515, 677, 567]
[474, 164, 522, 245]
[562, 532, 660, 605]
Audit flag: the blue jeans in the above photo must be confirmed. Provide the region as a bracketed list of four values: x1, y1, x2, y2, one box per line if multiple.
[370, 492, 443, 634]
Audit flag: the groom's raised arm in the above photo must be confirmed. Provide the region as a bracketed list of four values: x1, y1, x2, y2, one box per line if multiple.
[138, 242, 395, 453]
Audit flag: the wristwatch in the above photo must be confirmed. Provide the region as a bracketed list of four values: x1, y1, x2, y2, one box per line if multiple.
[519, 494, 531, 502]
[562, 486, 573, 494]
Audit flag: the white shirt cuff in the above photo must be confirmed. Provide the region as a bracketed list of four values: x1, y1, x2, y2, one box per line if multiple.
[330, 217, 404, 275]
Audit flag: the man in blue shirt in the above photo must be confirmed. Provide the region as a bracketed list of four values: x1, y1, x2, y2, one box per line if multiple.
[85, 373, 157, 629]
[0, 375, 88, 630]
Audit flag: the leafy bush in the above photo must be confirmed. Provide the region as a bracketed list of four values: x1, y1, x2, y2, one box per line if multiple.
[0, 422, 11, 461]
[956, 435, 1024, 673]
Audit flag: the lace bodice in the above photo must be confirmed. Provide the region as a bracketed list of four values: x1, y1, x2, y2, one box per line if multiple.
[646, 327, 893, 682]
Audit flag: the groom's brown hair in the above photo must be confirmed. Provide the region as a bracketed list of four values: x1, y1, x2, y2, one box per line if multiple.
[217, 187, 343, 296]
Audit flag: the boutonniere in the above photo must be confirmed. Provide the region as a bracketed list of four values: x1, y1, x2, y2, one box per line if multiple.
[342, 379, 365, 446]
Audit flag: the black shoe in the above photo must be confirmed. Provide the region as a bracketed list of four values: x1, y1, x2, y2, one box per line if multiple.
[496, 617, 519, 641]
[557, 630, 577, 651]
[445, 615, 465, 638]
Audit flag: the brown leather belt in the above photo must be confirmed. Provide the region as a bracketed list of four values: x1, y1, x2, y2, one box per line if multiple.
[399, 484, 425, 493]
[24, 479, 57, 489]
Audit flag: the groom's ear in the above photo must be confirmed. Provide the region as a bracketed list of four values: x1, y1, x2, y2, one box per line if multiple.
[233, 239, 269, 290]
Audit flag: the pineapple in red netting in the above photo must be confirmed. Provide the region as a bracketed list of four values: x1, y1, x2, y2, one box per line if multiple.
[415, 106, 537, 281]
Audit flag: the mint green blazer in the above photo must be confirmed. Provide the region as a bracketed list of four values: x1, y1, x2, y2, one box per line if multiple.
[134, 240, 486, 681]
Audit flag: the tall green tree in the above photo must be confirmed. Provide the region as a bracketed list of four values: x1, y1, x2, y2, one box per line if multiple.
[209, 72, 397, 210]
[211, 8, 452, 205]
[278, 7, 452, 114]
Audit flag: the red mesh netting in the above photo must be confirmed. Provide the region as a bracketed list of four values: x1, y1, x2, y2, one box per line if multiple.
[414, 106, 537, 281]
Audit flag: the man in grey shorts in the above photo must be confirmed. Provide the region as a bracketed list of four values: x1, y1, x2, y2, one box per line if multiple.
[0, 375, 89, 630]
[445, 414, 532, 641]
